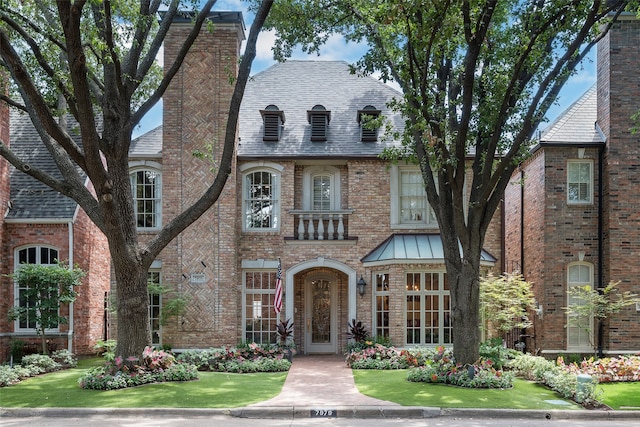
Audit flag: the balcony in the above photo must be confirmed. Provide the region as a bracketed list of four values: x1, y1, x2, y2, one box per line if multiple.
[289, 210, 355, 241]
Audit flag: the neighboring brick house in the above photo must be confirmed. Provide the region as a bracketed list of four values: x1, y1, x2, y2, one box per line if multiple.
[504, 15, 640, 356]
[0, 109, 110, 362]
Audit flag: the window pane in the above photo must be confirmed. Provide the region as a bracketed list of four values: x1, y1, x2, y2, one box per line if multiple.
[245, 171, 278, 229]
[131, 169, 161, 228]
[313, 175, 331, 210]
[568, 162, 591, 203]
[404, 272, 449, 345]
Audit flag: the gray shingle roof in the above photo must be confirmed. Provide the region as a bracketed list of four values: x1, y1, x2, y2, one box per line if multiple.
[6, 111, 83, 221]
[540, 85, 602, 145]
[130, 126, 162, 158]
[237, 61, 404, 158]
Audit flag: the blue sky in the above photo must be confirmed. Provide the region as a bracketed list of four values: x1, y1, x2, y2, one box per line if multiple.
[133, 0, 596, 138]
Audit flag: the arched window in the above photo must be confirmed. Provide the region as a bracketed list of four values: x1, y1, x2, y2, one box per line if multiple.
[303, 165, 341, 211]
[567, 262, 594, 350]
[14, 246, 60, 331]
[130, 164, 162, 230]
[241, 163, 282, 231]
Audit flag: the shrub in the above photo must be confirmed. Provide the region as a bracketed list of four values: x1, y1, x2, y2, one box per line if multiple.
[479, 338, 520, 370]
[0, 365, 21, 387]
[21, 354, 61, 374]
[51, 349, 77, 368]
[507, 353, 600, 404]
[176, 344, 290, 372]
[78, 346, 199, 390]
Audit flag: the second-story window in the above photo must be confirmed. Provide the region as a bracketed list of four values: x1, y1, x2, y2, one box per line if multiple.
[313, 174, 332, 210]
[303, 166, 341, 211]
[130, 167, 162, 230]
[244, 169, 280, 231]
[567, 160, 593, 204]
[390, 165, 437, 228]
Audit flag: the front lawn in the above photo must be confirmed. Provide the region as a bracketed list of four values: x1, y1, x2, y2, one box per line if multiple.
[353, 369, 582, 410]
[599, 382, 640, 410]
[0, 358, 286, 408]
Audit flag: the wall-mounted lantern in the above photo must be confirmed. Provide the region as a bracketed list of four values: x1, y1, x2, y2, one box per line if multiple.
[357, 275, 367, 297]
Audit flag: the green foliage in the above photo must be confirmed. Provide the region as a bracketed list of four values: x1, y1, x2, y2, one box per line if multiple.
[479, 338, 521, 370]
[78, 346, 198, 390]
[93, 339, 117, 362]
[1, 352, 77, 387]
[558, 355, 640, 383]
[275, 318, 294, 346]
[507, 353, 600, 404]
[147, 281, 190, 326]
[176, 343, 291, 373]
[346, 319, 368, 343]
[346, 344, 427, 369]
[406, 346, 514, 389]
[564, 281, 640, 352]
[480, 273, 535, 337]
[7, 263, 85, 354]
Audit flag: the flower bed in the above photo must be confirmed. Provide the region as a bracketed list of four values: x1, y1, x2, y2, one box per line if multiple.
[346, 344, 513, 389]
[176, 342, 291, 373]
[78, 347, 198, 390]
[558, 355, 640, 383]
[0, 350, 76, 387]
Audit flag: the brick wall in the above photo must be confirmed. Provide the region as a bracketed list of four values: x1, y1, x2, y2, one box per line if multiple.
[159, 18, 243, 349]
[0, 215, 109, 361]
[598, 17, 640, 351]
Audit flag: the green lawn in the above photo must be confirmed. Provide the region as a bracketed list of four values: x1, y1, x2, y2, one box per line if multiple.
[353, 369, 582, 410]
[2, 359, 639, 410]
[599, 382, 640, 410]
[0, 358, 287, 408]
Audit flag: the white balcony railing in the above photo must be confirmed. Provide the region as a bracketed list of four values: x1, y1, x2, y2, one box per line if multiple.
[289, 210, 353, 241]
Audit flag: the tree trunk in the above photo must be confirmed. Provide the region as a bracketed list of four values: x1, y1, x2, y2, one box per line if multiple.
[113, 257, 150, 359]
[448, 261, 481, 365]
[40, 330, 48, 355]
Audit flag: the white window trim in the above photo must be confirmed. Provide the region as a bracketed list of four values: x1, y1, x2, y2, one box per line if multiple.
[302, 165, 341, 211]
[241, 267, 280, 344]
[390, 164, 438, 229]
[13, 245, 61, 333]
[404, 270, 451, 346]
[567, 159, 593, 205]
[566, 262, 594, 352]
[148, 267, 162, 347]
[240, 162, 283, 232]
[373, 272, 390, 339]
[129, 161, 163, 231]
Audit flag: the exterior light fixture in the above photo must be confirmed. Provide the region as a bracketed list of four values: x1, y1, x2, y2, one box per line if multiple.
[357, 275, 367, 297]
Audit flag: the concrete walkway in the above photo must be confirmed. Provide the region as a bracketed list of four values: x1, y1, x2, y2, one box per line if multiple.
[248, 354, 400, 407]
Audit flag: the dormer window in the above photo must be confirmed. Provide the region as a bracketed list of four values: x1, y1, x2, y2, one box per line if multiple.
[260, 105, 285, 141]
[307, 105, 331, 142]
[357, 105, 381, 142]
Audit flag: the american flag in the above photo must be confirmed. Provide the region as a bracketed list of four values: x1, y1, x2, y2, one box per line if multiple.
[274, 258, 283, 315]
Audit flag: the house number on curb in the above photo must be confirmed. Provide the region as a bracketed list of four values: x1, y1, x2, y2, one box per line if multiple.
[310, 409, 337, 418]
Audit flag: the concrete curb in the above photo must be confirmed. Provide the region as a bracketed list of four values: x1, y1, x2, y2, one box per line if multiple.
[3, 406, 640, 420]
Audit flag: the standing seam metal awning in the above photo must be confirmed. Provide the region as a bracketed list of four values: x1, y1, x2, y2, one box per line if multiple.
[361, 234, 497, 265]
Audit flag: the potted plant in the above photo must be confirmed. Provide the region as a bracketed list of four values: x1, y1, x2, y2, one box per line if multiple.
[276, 318, 295, 361]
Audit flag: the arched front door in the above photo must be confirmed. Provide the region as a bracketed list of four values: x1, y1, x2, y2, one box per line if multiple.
[305, 274, 337, 354]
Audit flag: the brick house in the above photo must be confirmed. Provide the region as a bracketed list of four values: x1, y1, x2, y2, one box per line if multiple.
[504, 15, 640, 356]
[10, 10, 640, 360]
[0, 108, 111, 362]
[136, 12, 501, 355]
